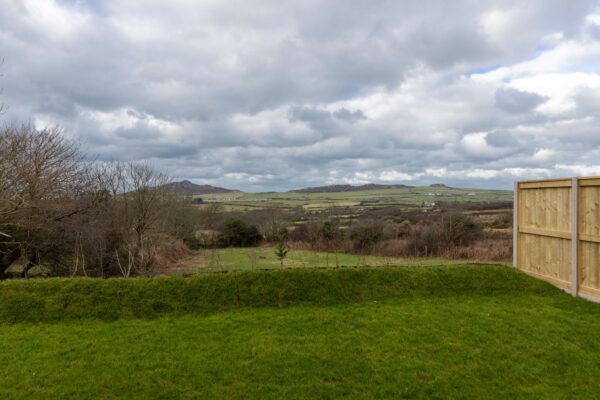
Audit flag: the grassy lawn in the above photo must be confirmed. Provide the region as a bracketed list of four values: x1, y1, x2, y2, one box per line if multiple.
[182, 246, 473, 274]
[1, 266, 599, 399]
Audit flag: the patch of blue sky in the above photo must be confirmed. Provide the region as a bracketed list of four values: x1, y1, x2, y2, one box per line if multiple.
[56, 0, 106, 15]
[567, 64, 600, 74]
[532, 42, 557, 57]
[469, 64, 501, 75]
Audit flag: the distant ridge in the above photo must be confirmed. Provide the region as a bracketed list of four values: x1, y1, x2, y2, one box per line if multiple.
[162, 180, 236, 195]
[429, 183, 451, 188]
[289, 183, 414, 194]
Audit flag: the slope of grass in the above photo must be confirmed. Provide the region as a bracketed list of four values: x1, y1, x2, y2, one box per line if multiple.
[2, 266, 600, 399]
[0, 264, 535, 324]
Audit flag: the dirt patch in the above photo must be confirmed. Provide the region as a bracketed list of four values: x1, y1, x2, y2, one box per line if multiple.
[157, 251, 207, 276]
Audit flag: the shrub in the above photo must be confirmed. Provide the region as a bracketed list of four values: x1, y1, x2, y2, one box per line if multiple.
[349, 220, 383, 253]
[288, 223, 309, 242]
[274, 242, 289, 267]
[403, 213, 483, 257]
[439, 213, 483, 248]
[220, 217, 262, 247]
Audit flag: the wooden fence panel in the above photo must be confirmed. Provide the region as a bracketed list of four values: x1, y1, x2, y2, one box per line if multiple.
[578, 179, 600, 298]
[516, 180, 572, 291]
[515, 177, 600, 301]
[520, 234, 571, 288]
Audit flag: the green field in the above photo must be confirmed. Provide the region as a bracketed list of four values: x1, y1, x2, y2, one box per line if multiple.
[199, 186, 513, 211]
[1, 264, 600, 399]
[180, 247, 473, 274]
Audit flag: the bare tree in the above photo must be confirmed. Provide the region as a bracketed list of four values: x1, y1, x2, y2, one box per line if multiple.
[91, 161, 175, 276]
[129, 163, 170, 250]
[1, 125, 199, 279]
[0, 125, 91, 277]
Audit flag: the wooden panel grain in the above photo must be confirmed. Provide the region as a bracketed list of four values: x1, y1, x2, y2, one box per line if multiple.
[580, 241, 600, 292]
[519, 233, 572, 286]
[519, 180, 572, 189]
[579, 185, 600, 238]
[578, 177, 600, 187]
[579, 234, 600, 243]
[513, 182, 519, 267]
[580, 180, 600, 294]
[517, 184, 523, 269]
[516, 177, 600, 300]
[572, 177, 579, 296]
[521, 270, 572, 291]
[519, 186, 571, 233]
[518, 226, 571, 239]
[579, 285, 600, 300]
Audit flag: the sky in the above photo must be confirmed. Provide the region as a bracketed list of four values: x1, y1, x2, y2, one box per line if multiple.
[1, 0, 600, 191]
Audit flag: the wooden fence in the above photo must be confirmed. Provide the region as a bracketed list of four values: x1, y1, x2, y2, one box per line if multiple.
[514, 177, 600, 302]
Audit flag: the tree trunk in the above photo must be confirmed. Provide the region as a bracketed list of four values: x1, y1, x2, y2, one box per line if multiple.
[21, 252, 40, 278]
[21, 261, 34, 278]
[0, 248, 21, 280]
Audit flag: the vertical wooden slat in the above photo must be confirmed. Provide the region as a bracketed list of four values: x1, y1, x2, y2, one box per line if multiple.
[518, 183, 524, 271]
[513, 182, 519, 268]
[571, 177, 579, 296]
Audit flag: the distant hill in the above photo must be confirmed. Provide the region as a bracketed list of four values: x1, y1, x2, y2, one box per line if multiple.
[429, 183, 451, 188]
[289, 183, 414, 194]
[162, 180, 236, 195]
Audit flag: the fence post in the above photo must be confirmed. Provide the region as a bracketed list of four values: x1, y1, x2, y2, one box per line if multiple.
[513, 181, 519, 268]
[571, 177, 579, 296]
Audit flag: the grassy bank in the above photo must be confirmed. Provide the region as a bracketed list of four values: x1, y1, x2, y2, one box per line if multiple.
[1, 264, 539, 323]
[2, 265, 600, 399]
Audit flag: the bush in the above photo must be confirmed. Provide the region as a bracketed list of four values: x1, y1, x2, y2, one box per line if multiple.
[220, 217, 262, 247]
[349, 221, 383, 253]
[288, 223, 309, 242]
[405, 213, 483, 257]
[439, 213, 483, 248]
[489, 212, 513, 229]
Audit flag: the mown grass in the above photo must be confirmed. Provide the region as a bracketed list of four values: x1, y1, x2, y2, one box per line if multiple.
[1, 265, 600, 399]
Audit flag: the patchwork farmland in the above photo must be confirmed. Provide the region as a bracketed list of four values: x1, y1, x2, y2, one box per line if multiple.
[197, 184, 513, 211]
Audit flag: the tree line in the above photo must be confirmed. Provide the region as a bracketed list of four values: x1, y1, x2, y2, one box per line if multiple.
[0, 124, 199, 278]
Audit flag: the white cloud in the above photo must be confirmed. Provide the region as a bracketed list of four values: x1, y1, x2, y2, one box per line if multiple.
[555, 164, 600, 176]
[379, 170, 415, 181]
[1, 0, 599, 191]
[532, 148, 556, 162]
[586, 13, 600, 26]
[510, 73, 600, 115]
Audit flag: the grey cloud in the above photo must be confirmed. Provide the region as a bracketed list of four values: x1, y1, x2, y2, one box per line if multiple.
[289, 106, 365, 124]
[288, 106, 331, 123]
[1, 0, 599, 191]
[573, 87, 600, 116]
[495, 88, 548, 113]
[333, 108, 366, 122]
[486, 131, 520, 147]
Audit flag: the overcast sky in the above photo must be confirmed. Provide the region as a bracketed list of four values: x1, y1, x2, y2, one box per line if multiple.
[2, 1, 600, 191]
